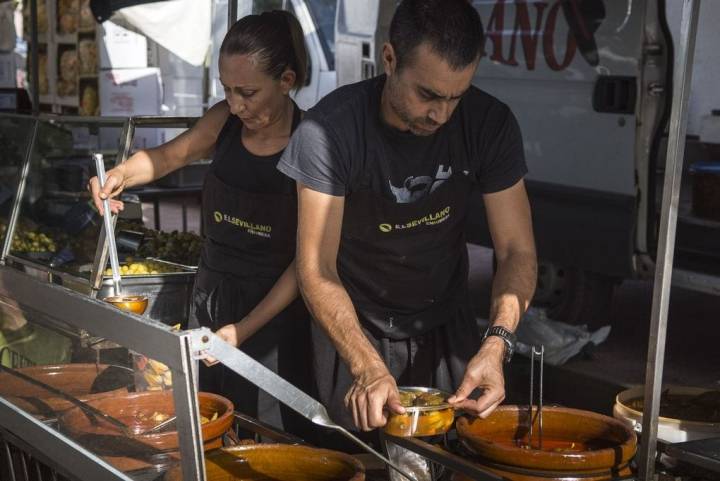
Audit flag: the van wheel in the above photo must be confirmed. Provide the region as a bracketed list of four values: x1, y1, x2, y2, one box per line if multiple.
[534, 261, 618, 329]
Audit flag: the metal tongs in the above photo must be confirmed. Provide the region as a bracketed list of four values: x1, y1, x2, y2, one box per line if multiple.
[527, 345, 544, 450]
[93, 152, 123, 297]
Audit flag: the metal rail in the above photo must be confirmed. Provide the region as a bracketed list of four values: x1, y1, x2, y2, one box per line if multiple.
[639, 1, 701, 480]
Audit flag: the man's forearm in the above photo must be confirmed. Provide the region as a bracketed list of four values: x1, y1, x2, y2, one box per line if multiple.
[489, 250, 537, 333]
[298, 267, 385, 376]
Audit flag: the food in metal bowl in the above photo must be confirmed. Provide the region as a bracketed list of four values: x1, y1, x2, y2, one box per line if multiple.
[383, 387, 455, 437]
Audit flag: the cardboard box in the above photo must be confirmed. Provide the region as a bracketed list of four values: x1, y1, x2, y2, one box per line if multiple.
[99, 21, 148, 69]
[99, 67, 162, 116]
[99, 68, 162, 150]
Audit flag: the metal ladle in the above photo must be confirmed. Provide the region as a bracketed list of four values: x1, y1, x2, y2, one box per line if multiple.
[93, 152, 122, 297]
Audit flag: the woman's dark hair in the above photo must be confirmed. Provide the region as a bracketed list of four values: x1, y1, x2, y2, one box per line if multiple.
[220, 10, 308, 90]
[390, 0, 483, 72]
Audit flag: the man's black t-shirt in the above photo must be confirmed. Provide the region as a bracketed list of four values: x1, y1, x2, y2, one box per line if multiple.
[278, 75, 527, 201]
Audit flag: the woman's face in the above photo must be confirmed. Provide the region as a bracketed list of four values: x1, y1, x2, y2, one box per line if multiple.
[219, 53, 293, 130]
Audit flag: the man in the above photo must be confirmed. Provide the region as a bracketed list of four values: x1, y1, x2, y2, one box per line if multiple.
[278, 0, 537, 432]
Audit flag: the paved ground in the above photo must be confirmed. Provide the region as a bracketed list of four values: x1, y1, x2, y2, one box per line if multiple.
[467, 243, 720, 413]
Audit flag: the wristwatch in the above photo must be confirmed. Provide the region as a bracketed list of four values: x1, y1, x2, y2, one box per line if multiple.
[482, 326, 516, 363]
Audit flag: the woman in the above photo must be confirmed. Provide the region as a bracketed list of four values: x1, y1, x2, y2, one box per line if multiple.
[89, 11, 312, 434]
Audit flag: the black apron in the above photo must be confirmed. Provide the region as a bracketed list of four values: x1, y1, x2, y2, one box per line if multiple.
[312, 125, 483, 433]
[188, 105, 312, 435]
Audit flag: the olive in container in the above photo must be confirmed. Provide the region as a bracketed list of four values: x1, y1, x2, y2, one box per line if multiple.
[383, 387, 455, 437]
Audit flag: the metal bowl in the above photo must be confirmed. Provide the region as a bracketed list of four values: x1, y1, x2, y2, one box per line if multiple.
[384, 386, 455, 437]
[103, 295, 149, 315]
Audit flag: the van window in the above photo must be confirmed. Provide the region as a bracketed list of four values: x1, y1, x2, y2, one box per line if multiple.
[306, 0, 336, 70]
[252, 0, 284, 14]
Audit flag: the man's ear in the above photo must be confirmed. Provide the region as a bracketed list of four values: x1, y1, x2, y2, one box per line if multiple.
[382, 42, 397, 77]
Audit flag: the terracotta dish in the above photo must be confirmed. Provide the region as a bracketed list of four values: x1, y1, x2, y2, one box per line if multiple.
[59, 390, 234, 454]
[0, 363, 132, 416]
[164, 444, 365, 481]
[455, 405, 637, 481]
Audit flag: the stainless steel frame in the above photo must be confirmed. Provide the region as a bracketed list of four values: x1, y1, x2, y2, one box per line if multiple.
[0, 266, 207, 481]
[1, 118, 38, 262]
[0, 397, 129, 481]
[639, 1, 701, 480]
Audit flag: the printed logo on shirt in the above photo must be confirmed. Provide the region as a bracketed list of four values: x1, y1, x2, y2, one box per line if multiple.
[213, 211, 272, 238]
[378, 206, 451, 233]
[389, 165, 453, 203]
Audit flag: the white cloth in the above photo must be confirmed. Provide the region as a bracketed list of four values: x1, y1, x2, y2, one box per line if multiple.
[113, 0, 212, 66]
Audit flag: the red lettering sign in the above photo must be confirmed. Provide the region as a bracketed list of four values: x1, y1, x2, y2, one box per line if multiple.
[480, 0, 585, 72]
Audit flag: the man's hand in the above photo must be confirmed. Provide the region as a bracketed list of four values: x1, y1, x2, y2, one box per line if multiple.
[448, 336, 506, 418]
[344, 362, 406, 431]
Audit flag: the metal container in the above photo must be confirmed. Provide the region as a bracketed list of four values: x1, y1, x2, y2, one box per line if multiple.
[384, 387, 455, 437]
[99, 259, 196, 326]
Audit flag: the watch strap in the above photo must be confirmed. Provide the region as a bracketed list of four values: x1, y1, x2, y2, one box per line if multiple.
[483, 325, 516, 363]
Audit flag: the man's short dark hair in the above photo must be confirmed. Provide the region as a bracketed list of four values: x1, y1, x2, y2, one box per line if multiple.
[390, 0, 483, 71]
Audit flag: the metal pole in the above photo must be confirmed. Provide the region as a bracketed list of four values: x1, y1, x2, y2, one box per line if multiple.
[29, 0, 39, 113]
[1, 120, 38, 261]
[638, 1, 701, 480]
[228, 0, 238, 30]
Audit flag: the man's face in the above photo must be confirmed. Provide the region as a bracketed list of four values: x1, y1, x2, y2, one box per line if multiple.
[384, 42, 478, 136]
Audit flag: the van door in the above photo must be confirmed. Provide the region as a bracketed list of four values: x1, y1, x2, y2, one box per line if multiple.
[465, 0, 670, 323]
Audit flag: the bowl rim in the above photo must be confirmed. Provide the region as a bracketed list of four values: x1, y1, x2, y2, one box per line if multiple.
[456, 405, 637, 470]
[59, 390, 235, 442]
[615, 385, 720, 428]
[396, 386, 453, 412]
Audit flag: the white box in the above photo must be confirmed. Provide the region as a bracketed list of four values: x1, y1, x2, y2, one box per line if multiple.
[0, 53, 15, 88]
[99, 21, 148, 69]
[99, 68, 162, 150]
[99, 68, 162, 116]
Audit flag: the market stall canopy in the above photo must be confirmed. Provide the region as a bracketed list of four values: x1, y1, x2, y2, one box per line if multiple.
[91, 0, 212, 66]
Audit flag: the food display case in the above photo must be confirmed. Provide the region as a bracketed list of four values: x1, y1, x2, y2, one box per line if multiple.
[0, 266, 206, 481]
[0, 114, 201, 327]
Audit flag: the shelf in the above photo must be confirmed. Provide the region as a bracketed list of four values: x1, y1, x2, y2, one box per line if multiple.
[24, 33, 48, 43]
[56, 95, 79, 107]
[79, 74, 98, 79]
[39, 94, 54, 104]
[54, 32, 78, 44]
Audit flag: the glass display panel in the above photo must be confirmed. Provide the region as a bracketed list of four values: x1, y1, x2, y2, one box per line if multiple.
[8, 117, 127, 280]
[0, 115, 38, 250]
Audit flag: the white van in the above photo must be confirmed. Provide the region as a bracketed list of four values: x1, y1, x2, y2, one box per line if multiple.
[211, 0, 337, 110]
[333, 0, 720, 326]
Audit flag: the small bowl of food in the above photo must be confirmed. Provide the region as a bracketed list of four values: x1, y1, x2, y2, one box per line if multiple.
[383, 387, 455, 437]
[103, 295, 149, 315]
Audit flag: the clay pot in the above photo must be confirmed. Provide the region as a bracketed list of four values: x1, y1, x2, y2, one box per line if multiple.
[59, 390, 234, 455]
[455, 405, 637, 481]
[0, 364, 132, 415]
[164, 444, 365, 481]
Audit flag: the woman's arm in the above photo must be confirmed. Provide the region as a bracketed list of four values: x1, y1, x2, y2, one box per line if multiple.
[205, 260, 300, 364]
[89, 101, 230, 214]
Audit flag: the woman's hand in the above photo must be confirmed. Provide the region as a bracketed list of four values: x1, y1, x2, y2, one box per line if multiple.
[203, 319, 255, 366]
[88, 166, 127, 215]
